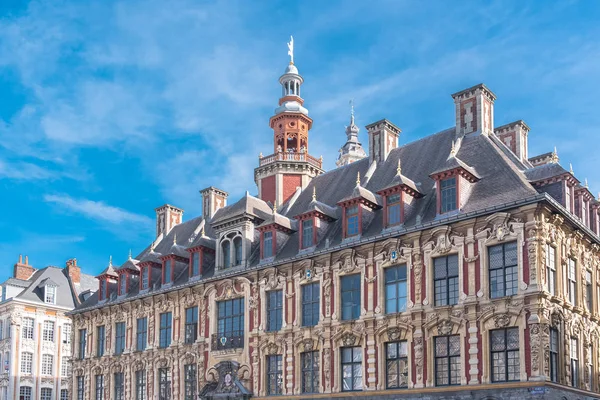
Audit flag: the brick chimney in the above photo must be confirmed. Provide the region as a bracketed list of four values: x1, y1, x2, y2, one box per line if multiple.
[155, 204, 184, 238]
[200, 187, 228, 219]
[366, 119, 401, 164]
[14, 255, 35, 280]
[66, 258, 81, 284]
[452, 83, 496, 137]
[494, 120, 530, 163]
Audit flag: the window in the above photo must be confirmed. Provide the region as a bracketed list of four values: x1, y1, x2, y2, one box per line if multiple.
[341, 274, 361, 321]
[571, 337, 579, 387]
[341, 347, 363, 391]
[135, 370, 146, 400]
[45, 285, 56, 304]
[567, 258, 577, 305]
[191, 252, 200, 276]
[489, 242, 518, 298]
[61, 357, 71, 377]
[159, 312, 172, 348]
[119, 274, 127, 295]
[114, 372, 124, 400]
[386, 341, 408, 389]
[490, 327, 520, 382]
[565, 184, 572, 212]
[61, 389, 69, 400]
[79, 329, 87, 359]
[97, 326, 105, 356]
[266, 290, 283, 332]
[40, 388, 52, 400]
[546, 244, 556, 295]
[43, 321, 55, 342]
[100, 279, 106, 300]
[266, 355, 283, 395]
[62, 323, 72, 344]
[387, 193, 402, 226]
[550, 328, 559, 382]
[41, 354, 53, 375]
[19, 387, 32, 400]
[434, 335, 461, 386]
[588, 344, 594, 390]
[263, 231, 273, 258]
[434, 255, 459, 306]
[184, 364, 197, 400]
[95, 374, 104, 400]
[302, 219, 314, 249]
[136, 317, 147, 351]
[586, 270, 593, 311]
[185, 307, 198, 344]
[385, 265, 407, 314]
[233, 237, 243, 266]
[20, 352, 32, 374]
[222, 241, 231, 268]
[141, 267, 149, 289]
[440, 177, 457, 213]
[216, 298, 244, 349]
[346, 205, 359, 237]
[158, 368, 171, 400]
[115, 322, 126, 355]
[77, 376, 85, 400]
[22, 317, 34, 340]
[302, 283, 320, 327]
[163, 260, 172, 284]
[0, 321, 3, 340]
[301, 351, 319, 394]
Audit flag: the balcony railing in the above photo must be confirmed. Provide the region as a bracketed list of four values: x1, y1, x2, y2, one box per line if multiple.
[259, 151, 322, 169]
[211, 331, 244, 351]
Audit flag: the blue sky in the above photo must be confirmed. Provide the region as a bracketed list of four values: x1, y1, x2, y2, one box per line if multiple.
[1, 0, 599, 278]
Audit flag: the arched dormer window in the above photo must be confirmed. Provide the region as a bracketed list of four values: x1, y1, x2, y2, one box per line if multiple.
[233, 237, 243, 266]
[220, 231, 243, 270]
[222, 241, 231, 269]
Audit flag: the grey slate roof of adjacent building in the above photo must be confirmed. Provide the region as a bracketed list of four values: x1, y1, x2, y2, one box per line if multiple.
[524, 163, 573, 183]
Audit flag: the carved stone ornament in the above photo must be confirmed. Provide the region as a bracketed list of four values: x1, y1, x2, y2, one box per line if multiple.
[341, 332, 357, 346]
[437, 319, 454, 336]
[199, 361, 251, 399]
[302, 339, 314, 352]
[387, 327, 401, 341]
[265, 342, 279, 355]
[494, 314, 511, 328]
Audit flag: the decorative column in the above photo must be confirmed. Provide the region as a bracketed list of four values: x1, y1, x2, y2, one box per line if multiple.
[467, 322, 480, 384]
[365, 328, 377, 389]
[285, 337, 294, 394]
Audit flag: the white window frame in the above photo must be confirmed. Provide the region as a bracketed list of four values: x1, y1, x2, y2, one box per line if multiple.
[41, 354, 53, 376]
[43, 321, 55, 342]
[61, 357, 71, 377]
[20, 352, 33, 374]
[45, 285, 57, 304]
[22, 318, 34, 340]
[62, 323, 72, 345]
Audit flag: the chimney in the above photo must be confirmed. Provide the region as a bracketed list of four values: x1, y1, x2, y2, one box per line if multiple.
[65, 258, 81, 284]
[451, 83, 496, 137]
[366, 119, 401, 164]
[14, 255, 35, 280]
[494, 120, 530, 163]
[200, 187, 229, 219]
[155, 204, 184, 238]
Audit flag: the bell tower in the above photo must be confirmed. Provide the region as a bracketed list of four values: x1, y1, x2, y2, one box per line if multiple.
[255, 36, 324, 206]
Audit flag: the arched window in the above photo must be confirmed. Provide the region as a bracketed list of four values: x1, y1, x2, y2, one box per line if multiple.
[222, 241, 231, 269]
[233, 237, 243, 266]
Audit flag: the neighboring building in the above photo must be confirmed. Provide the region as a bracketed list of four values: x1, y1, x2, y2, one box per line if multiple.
[69, 43, 600, 400]
[0, 257, 96, 400]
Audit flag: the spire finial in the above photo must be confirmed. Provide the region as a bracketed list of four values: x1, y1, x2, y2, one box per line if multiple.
[128, 249, 132, 260]
[173, 233, 177, 245]
[150, 241, 156, 252]
[349, 99, 355, 125]
[200, 225, 205, 237]
[585, 178, 589, 188]
[570, 163, 574, 174]
[272, 200, 277, 214]
[287, 35, 294, 64]
[550, 146, 559, 163]
[356, 171, 361, 187]
[109, 255, 112, 267]
[397, 158, 402, 175]
[450, 140, 457, 156]
[312, 186, 317, 202]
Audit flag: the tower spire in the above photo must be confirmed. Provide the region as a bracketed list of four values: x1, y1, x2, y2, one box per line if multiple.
[336, 99, 367, 167]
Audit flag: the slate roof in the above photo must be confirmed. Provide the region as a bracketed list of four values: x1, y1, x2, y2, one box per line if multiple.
[524, 163, 574, 183]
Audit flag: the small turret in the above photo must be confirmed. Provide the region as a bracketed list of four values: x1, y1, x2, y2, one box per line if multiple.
[337, 100, 367, 167]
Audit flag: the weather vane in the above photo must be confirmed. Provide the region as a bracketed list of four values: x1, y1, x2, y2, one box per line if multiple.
[287, 35, 294, 64]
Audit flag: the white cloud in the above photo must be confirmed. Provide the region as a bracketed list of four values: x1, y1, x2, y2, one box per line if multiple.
[0, 159, 55, 181]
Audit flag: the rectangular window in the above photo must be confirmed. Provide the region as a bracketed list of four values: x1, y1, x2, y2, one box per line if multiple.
[79, 329, 87, 359]
[191, 252, 201, 276]
[546, 244, 556, 295]
[302, 219, 314, 249]
[60, 389, 68, 400]
[19, 387, 32, 400]
[387, 193, 402, 226]
[434, 255, 459, 306]
[346, 205, 359, 237]
[159, 312, 172, 348]
[100, 280, 106, 300]
[588, 344, 594, 390]
[136, 317, 147, 351]
[115, 322, 126, 355]
[97, 326, 105, 357]
[20, 352, 32, 374]
[440, 177, 457, 213]
[386, 341, 408, 389]
[141, 267, 149, 289]
[41, 354, 53, 375]
[586, 270, 593, 311]
[164, 260, 172, 284]
[185, 307, 198, 344]
[43, 320, 55, 342]
[266, 355, 283, 395]
[301, 351, 319, 394]
[61, 357, 71, 377]
[490, 327, 520, 382]
[63, 323, 72, 344]
[120, 275, 127, 295]
[341, 274, 361, 321]
[114, 372, 124, 400]
[216, 298, 244, 349]
[489, 242, 518, 298]
[45, 285, 56, 304]
[77, 376, 85, 400]
[22, 317, 34, 340]
[571, 337, 579, 387]
[184, 364, 197, 400]
[158, 368, 171, 400]
[40, 388, 52, 400]
[434, 335, 461, 386]
[95, 374, 104, 400]
[266, 290, 283, 332]
[135, 370, 146, 400]
[568, 258, 577, 305]
[550, 328, 559, 382]
[302, 282, 320, 327]
[385, 265, 407, 314]
[263, 231, 273, 258]
[341, 347, 363, 391]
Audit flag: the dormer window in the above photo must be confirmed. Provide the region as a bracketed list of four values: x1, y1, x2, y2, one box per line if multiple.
[233, 237, 243, 266]
[262, 231, 274, 258]
[387, 194, 402, 226]
[440, 177, 457, 213]
[191, 252, 201, 277]
[222, 241, 231, 268]
[163, 260, 172, 284]
[301, 219, 314, 249]
[45, 285, 56, 304]
[565, 184, 573, 212]
[141, 267, 149, 290]
[99, 280, 107, 301]
[118, 274, 127, 296]
[346, 205, 360, 237]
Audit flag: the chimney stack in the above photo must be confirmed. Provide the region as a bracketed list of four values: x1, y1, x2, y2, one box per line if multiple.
[452, 83, 496, 137]
[155, 204, 184, 238]
[65, 258, 81, 284]
[200, 187, 229, 219]
[366, 119, 401, 164]
[494, 120, 530, 163]
[14, 255, 35, 280]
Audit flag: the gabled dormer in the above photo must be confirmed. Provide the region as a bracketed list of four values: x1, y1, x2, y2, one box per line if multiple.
[377, 159, 423, 228]
[38, 278, 58, 305]
[257, 205, 297, 261]
[524, 159, 578, 213]
[117, 252, 140, 297]
[187, 227, 216, 279]
[138, 244, 162, 291]
[160, 235, 189, 285]
[429, 142, 479, 216]
[338, 172, 382, 240]
[294, 187, 338, 250]
[95, 258, 118, 302]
